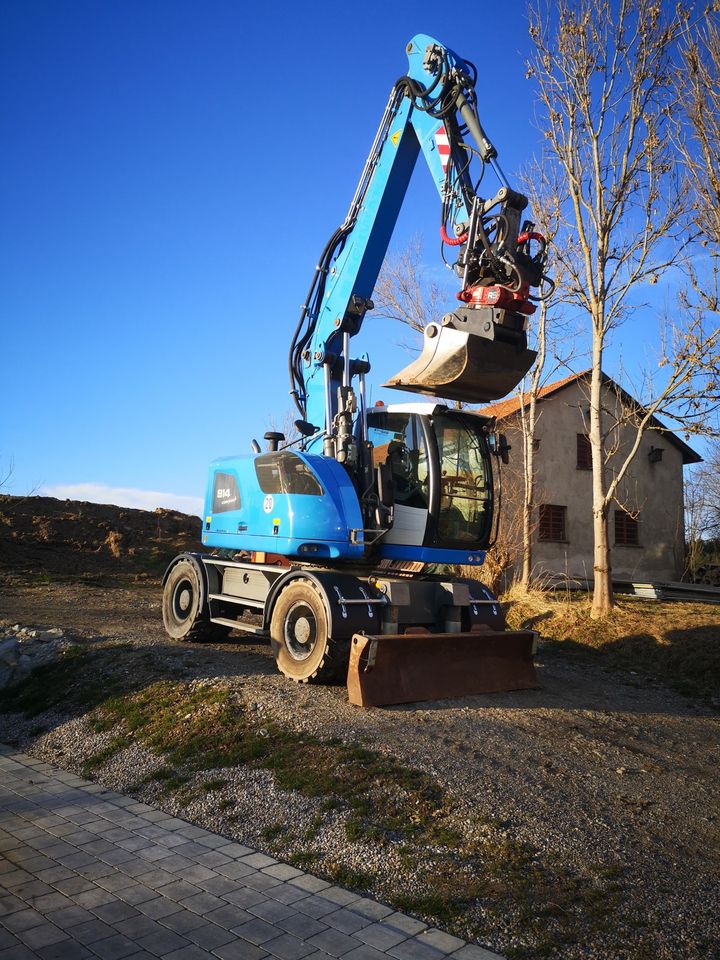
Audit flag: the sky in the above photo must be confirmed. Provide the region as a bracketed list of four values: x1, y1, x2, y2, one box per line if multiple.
[0, 0, 702, 515]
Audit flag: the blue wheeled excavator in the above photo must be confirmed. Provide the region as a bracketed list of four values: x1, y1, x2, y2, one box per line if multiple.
[162, 34, 550, 707]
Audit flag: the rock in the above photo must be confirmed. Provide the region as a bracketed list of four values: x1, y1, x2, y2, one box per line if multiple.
[0, 623, 67, 690]
[0, 637, 18, 666]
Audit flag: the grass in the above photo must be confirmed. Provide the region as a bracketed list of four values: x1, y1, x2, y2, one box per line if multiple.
[502, 587, 720, 701]
[0, 637, 680, 959]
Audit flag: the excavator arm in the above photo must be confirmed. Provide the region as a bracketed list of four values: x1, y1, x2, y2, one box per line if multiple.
[289, 34, 549, 462]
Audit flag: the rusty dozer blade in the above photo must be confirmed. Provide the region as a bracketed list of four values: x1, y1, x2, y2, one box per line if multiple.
[346, 628, 538, 708]
[383, 312, 537, 404]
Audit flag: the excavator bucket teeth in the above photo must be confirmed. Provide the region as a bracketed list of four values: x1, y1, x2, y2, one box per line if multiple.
[383, 326, 537, 404]
[346, 629, 538, 708]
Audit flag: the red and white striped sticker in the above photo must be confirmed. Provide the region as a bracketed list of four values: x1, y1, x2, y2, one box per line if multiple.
[435, 125, 451, 172]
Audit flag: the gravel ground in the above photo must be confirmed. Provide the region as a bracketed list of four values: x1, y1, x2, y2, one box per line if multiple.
[1, 575, 719, 960]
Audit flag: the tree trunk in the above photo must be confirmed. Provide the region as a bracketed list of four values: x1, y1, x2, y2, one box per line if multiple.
[520, 401, 536, 590]
[590, 348, 613, 617]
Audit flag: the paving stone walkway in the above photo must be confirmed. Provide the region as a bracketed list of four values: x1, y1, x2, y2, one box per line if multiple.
[0, 746, 503, 960]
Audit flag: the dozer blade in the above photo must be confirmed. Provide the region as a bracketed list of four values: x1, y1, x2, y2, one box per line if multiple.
[346, 628, 538, 708]
[383, 324, 537, 404]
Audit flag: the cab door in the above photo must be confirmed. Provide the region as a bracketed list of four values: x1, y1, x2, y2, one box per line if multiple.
[367, 411, 431, 546]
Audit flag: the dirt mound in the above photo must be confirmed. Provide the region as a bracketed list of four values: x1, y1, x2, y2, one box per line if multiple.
[0, 495, 203, 577]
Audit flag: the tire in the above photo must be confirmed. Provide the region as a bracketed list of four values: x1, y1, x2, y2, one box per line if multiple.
[270, 579, 344, 683]
[162, 559, 230, 642]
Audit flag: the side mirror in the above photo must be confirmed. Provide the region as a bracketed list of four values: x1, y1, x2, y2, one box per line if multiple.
[494, 433, 511, 465]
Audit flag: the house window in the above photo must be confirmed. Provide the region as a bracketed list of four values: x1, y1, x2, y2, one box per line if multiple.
[615, 509, 639, 546]
[576, 434, 592, 470]
[539, 504, 567, 542]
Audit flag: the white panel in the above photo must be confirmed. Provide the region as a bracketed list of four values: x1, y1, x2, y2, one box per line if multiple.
[384, 503, 428, 545]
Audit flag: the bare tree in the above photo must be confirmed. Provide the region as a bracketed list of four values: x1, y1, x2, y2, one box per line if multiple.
[513, 169, 573, 589]
[372, 236, 448, 336]
[684, 439, 720, 581]
[528, 0, 720, 617]
[677, 9, 720, 255]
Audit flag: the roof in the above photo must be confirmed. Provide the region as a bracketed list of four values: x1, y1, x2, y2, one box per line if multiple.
[476, 369, 703, 465]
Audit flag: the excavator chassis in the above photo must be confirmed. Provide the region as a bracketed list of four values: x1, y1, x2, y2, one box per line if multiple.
[162, 553, 538, 708]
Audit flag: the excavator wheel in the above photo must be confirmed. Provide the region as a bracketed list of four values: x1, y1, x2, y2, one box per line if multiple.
[162, 558, 230, 643]
[270, 579, 345, 683]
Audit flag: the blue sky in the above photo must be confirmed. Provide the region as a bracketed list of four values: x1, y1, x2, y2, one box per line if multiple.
[0, 0, 699, 514]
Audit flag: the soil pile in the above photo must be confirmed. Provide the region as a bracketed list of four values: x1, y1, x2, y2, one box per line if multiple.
[0, 494, 202, 576]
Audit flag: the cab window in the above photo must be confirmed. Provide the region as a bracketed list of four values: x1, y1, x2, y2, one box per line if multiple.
[434, 413, 492, 543]
[367, 412, 429, 509]
[254, 453, 323, 496]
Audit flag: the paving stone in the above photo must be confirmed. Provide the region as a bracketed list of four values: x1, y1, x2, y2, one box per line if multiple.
[216, 861, 257, 881]
[179, 865, 217, 885]
[233, 917, 284, 945]
[184, 921, 236, 949]
[418, 929, 466, 954]
[0, 893, 26, 916]
[382, 913, 428, 936]
[95, 874, 138, 894]
[349, 900, 393, 923]
[136, 898, 183, 921]
[66, 919, 116, 945]
[0, 931, 39, 959]
[244, 874, 283, 893]
[162, 946, 210, 960]
[135, 927, 189, 956]
[71, 889, 116, 910]
[19, 922, 69, 949]
[305, 929, 359, 957]
[294, 897, 340, 920]
[449, 946, 504, 960]
[44, 906, 96, 929]
[200, 876, 237, 897]
[90, 900, 141, 924]
[117, 885, 165, 906]
[387, 938, 445, 960]
[267, 884, 310, 907]
[191, 850, 232, 868]
[248, 900, 297, 924]
[178, 891, 226, 915]
[114, 915, 162, 940]
[214, 940, 269, 960]
[222, 888, 267, 910]
[341, 947, 387, 960]
[37, 940, 95, 959]
[276, 913, 328, 940]
[31, 893, 76, 913]
[157, 911, 207, 936]
[287, 877, 331, 894]
[355, 923, 408, 951]
[260, 865, 303, 881]
[321, 910, 370, 935]
[89, 934, 140, 960]
[0, 930, 19, 950]
[53, 877, 95, 897]
[2, 907, 47, 931]
[317, 888, 360, 908]
[133, 869, 177, 890]
[263, 933, 315, 960]
[154, 881, 202, 902]
[220, 844, 253, 859]
[203, 905, 254, 930]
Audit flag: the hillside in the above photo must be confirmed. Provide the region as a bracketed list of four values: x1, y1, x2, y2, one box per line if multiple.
[0, 494, 202, 577]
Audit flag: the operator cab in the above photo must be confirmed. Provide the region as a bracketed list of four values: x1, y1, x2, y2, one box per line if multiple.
[367, 403, 494, 566]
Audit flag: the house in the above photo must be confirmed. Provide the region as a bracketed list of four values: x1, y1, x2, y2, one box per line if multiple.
[477, 370, 702, 583]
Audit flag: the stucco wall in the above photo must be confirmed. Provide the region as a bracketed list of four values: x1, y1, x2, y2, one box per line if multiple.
[500, 381, 686, 582]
